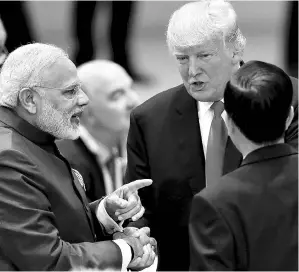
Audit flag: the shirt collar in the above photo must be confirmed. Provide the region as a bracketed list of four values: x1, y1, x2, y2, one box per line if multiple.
[241, 143, 298, 167]
[197, 98, 224, 119]
[0, 106, 56, 146]
[79, 125, 117, 164]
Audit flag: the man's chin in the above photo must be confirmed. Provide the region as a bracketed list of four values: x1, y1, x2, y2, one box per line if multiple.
[67, 131, 80, 140]
[56, 129, 80, 141]
[187, 88, 223, 102]
[69, 133, 80, 140]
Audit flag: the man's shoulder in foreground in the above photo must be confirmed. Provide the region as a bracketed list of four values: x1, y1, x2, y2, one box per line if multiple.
[197, 144, 298, 207]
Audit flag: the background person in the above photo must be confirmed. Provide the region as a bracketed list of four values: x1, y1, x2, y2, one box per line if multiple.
[57, 60, 140, 201]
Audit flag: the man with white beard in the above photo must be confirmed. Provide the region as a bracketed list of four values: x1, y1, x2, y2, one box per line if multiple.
[57, 60, 140, 202]
[0, 43, 157, 271]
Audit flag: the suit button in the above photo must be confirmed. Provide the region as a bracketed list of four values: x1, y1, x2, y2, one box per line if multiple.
[94, 234, 97, 241]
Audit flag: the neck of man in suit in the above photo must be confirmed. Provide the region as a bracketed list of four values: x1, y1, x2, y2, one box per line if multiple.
[226, 114, 293, 159]
[81, 117, 124, 155]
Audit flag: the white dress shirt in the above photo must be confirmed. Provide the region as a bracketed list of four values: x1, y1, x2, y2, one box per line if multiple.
[197, 100, 228, 159]
[79, 126, 126, 195]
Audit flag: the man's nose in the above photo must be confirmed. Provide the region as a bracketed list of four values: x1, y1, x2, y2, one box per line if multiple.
[188, 56, 203, 77]
[77, 88, 89, 107]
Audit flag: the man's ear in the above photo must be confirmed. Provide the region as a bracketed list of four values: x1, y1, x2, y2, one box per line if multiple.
[285, 106, 294, 130]
[18, 88, 39, 114]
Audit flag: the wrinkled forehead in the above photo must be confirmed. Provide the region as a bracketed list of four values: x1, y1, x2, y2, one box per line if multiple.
[39, 56, 79, 88]
[92, 67, 132, 95]
[172, 38, 223, 55]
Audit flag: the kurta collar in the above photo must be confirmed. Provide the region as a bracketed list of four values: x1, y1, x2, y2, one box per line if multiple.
[0, 106, 56, 146]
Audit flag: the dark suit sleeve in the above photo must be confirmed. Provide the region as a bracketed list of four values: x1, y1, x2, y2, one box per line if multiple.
[0, 150, 122, 271]
[189, 193, 236, 271]
[124, 110, 152, 228]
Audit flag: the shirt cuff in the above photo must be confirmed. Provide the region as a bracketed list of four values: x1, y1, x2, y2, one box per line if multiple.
[113, 239, 132, 272]
[96, 197, 124, 234]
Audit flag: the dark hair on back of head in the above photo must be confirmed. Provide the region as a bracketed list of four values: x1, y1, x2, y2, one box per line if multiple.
[224, 60, 293, 144]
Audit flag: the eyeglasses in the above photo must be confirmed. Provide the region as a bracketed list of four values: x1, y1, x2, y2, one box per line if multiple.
[0, 45, 8, 66]
[30, 83, 83, 100]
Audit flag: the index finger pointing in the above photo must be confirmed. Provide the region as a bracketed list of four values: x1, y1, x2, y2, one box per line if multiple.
[126, 179, 153, 192]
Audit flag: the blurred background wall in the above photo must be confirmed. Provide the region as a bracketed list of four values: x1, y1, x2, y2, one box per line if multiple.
[14, 1, 298, 102]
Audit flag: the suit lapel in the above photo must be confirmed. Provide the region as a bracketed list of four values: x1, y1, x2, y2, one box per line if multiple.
[71, 169, 96, 236]
[174, 85, 206, 194]
[54, 145, 96, 236]
[173, 86, 242, 186]
[170, 85, 244, 192]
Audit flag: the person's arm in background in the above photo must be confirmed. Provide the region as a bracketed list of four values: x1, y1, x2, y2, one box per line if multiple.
[124, 110, 154, 229]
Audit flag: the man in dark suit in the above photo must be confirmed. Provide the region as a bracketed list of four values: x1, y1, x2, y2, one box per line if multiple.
[125, 1, 298, 270]
[0, 43, 156, 270]
[189, 60, 298, 271]
[57, 60, 139, 202]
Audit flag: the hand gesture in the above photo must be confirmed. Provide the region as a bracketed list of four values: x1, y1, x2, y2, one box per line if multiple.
[105, 179, 152, 222]
[126, 227, 156, 270]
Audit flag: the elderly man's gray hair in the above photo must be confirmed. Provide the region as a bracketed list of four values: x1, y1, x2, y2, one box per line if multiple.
[166, 0, 246, 56]
[0, 43, 68, 108]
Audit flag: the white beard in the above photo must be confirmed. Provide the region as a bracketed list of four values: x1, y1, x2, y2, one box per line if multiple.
[36, 98, 80, 140]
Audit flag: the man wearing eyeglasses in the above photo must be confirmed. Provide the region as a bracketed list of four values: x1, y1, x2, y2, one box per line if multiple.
[57, 60, 140, 202]
[0, 43, 157, 271]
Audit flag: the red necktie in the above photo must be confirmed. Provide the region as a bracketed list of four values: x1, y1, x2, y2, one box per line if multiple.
[205, 101, 228, 186]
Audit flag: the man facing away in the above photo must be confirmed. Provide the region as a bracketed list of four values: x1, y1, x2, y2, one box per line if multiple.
[124, 0, 298, 270]
[189, 60, 298, 271]
[57, 60, 139, 201]
[0, 43, 156, 271]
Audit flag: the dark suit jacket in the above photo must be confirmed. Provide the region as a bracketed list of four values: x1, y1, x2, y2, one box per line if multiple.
[0, 106, 122, 270]
[56, 138, 106, 202]
[125, 78, 298, 271]
[189, 144, 298, 271]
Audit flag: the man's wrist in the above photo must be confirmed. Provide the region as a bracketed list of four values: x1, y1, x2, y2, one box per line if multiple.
[112, 239, 132, 271]
[96, 197, 124, 234]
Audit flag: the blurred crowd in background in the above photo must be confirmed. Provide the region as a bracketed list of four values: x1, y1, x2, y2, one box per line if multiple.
[0, 1, 297, 103]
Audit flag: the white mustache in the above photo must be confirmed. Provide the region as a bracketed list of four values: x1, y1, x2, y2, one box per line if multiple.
[71, 107, 85, 116]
